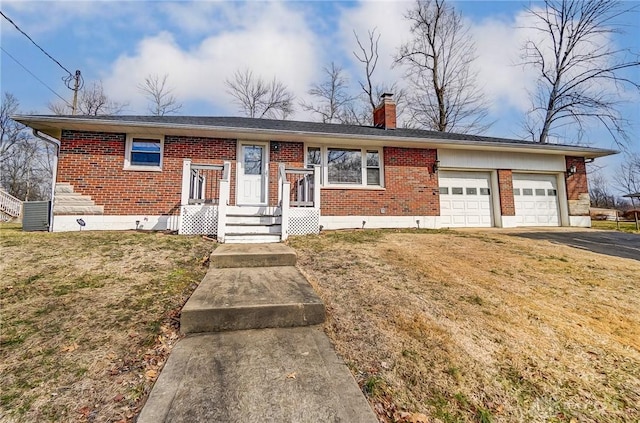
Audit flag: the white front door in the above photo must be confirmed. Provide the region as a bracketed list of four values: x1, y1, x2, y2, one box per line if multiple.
[237, 142, 268, 205]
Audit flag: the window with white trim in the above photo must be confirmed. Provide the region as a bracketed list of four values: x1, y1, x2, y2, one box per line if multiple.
[125, 134, 164, 171]
[305, 145, 384, 188]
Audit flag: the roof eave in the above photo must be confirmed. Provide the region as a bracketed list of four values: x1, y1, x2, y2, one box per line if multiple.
[12, 115, 618, 159]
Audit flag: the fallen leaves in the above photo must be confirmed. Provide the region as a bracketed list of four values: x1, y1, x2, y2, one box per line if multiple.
[61, 343, 78, 353]
[286, 371, 297, 379]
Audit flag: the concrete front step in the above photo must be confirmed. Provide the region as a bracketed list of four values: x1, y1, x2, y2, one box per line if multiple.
[180, 266, 325, 333]
[224, 233, 282, 244]
[226, 214, 281, 225]
[225, 223, 282, 235]
[136, 327, 378, 423]
[211, 244, 296, 268]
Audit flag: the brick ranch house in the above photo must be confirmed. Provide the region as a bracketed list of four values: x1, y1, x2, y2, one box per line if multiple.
[14, 95, 616, 242]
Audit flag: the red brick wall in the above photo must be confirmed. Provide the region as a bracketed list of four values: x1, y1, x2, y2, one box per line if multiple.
[497, 169, 515, 216]
[58, 131, 236, 215]
[321, 147, 439, 216]
[58, 132, 440, 217]
[268, 142, 305, 205]
[565, 156, 588, 200]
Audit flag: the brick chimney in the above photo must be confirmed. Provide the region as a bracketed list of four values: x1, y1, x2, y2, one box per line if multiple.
[373, 93, 396, 129]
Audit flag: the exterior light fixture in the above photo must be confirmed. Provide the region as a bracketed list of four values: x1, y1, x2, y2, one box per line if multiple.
[433, 160, 440, 173]
[567, 164, 577, 176]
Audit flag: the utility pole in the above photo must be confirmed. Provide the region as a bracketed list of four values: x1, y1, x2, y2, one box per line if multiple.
[71, 70, 81, 115]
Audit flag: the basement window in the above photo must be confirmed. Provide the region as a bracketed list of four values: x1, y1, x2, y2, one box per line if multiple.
[125, 134, 164, 171]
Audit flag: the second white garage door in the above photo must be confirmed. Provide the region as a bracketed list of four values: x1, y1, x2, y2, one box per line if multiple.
[439, 171, 493, 227]
[513, 173, 560, 226]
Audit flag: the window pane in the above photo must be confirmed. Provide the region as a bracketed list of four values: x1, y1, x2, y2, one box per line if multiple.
[480, 188, 490, 195]
[535, 188, 546, 196]
[131, 152, 160, 166]
[244, 145, 263, 175]
[466, 187, 478, 195]
[548, 189, 557, 196]
[523, 188, 533, 196]
[439, 187, 449, 195]
[328, 148, 362, 184]
[131, 139, 161, 166]
[307, 147, 321, 168]
[367, 168, 380, 185]
[452, 187, 463, 195]
[366, 151, 379, 167]
[513, 188, 520, 195]
[132, 139, 160, 152]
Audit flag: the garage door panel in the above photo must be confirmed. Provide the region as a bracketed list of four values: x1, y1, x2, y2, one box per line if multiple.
[513, 174, 560, 227]
[466, 201, 479, 210]
[439, 171, 493, 228]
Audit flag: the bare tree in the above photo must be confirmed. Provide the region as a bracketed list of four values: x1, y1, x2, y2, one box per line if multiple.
[138, 73, 182, 116]
[589, 172, 617, 208]
[1, 93, 52, 200]
[522, 0, 640, 145]
[352, 28, 408, 126]
[301, 62, 355, 123]
[396, 0, 491, 133]
[225, 69, 295, 119]
[48, 81, 127, 116]
[1, 92, 28, 163]
[614, 153, 640, 196]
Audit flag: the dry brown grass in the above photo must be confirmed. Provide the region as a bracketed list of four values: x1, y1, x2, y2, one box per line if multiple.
[0, 224, 213, 422]
[289, 229, 640, 423]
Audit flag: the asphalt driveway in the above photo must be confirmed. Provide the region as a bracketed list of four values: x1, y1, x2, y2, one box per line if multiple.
[510, 230, 640, 261]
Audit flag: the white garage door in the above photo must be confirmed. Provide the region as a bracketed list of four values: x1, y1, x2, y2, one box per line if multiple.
[513, 173, 560, 226]
[439, 171, 493, 227]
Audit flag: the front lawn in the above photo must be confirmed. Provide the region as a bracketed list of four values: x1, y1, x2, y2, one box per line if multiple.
[0, 224, 212, 422]
[289, 229, 640, 423]
[591, 219, 639, 233]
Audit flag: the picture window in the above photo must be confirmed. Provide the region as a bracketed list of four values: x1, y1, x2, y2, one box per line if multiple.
[305, 146, 383, 188]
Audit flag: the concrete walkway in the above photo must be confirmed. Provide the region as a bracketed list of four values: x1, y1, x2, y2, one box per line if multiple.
[137, 244, 377, 423]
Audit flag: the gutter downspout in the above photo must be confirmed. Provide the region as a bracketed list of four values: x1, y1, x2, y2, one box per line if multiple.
[32, 130, 60, 232]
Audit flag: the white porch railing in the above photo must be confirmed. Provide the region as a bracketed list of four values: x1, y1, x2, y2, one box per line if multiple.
[0, 189, 23, 220]
[179, 160, 231, 237]
[278, 164, 321, 240]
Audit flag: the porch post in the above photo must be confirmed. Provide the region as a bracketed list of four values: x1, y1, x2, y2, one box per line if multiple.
[178, 160, 192, 235]
[313, 164, 321, 209]
[217, 161, 231, 243]
[281, 182, 290, 241]
[180, 159, 192, 206]
[279, 163, 290, 241]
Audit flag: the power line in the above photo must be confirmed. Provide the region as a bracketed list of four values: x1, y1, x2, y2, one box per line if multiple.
[0, 10, 73, 77]
[1, 46, 72, 107]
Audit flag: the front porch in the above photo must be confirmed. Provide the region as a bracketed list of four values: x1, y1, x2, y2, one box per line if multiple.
[178, 160, 321, 243]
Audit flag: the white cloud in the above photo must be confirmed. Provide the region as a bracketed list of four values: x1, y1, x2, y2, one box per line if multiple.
[469, 12, 537, 114]
[102, 2, 322, 117]
[337, 1, 412, 94]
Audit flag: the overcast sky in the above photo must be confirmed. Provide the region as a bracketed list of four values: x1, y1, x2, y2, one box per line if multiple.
[1, 0, 638, 183]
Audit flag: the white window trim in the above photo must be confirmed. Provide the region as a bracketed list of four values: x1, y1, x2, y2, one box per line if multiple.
[305, 145, 384, 188]
[124, 134, 164, 172]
